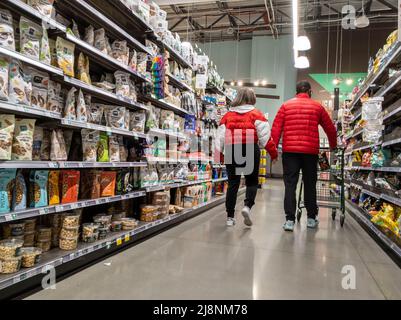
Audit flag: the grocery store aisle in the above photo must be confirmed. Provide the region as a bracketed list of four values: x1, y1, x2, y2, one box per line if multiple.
[28, 179, 401, 300]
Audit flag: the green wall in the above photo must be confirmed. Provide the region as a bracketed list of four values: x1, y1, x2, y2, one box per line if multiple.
[200, 35, 297, 119]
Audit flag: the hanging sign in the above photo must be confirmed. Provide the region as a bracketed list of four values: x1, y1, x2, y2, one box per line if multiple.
[194, 55, 209, 74]
[195, 74, 207, 89]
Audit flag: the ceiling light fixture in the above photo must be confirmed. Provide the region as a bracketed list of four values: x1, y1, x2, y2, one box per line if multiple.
[262, 80, 268, 86]
[230, 81, 235, 86]
[332, 78, 341, 85]
[346, 78, 353, 85]
[294, 56, 310, 69]
[254, 81, 260, 86]
[355, 1, 370, 28]
[238, 81, 243, 87]
[292, 0, 299, 63]
[294, 36, 311, 51]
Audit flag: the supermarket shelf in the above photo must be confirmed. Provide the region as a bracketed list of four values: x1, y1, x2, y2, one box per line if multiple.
[154, 37, 194, 70]
[60, 119, 147, 139]
[0, 192, 243, 295]
[375, 70, 401, 98]
[381, 194, 401, 207]
[147, 128, 187, 141]
[346, 166, 401, 173]
[0, 161, 149, 169]
[0, 47, 63, 76]
[0, 102, 62, 120]
[206, 86, 232, 103]
[145, 157, 189, 164]
[64, 0, 152, 55]
[4, 0, 67, 32]
[349, 179, 401, 207]
[346, 200, 401, 264]
[141, 96, 191, 116]
[383, 103, 401, 121]
[382, 137, 401, 148]
[351, 111, 362, 122]
[349, 42, 401, 111]
[361, 189, 381, 199]
[167, 73, 194, 92]
[63, 76, 148, 111]
[144, 178, 228, 192]
[104, 0, 154, 33]
[0, 191, 146, 223]
[65, 34, 151, 84]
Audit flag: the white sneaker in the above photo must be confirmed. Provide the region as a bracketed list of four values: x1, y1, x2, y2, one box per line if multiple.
[226, 218, 236, 227]
[241, 206, 253, 226]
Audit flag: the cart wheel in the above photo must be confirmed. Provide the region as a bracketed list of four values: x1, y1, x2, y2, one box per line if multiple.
[331, 209, 336, 221]
[297, 209, 302, 222]
[340, 214, 345, 227]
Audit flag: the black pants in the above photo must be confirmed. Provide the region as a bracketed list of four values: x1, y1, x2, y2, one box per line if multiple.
[282, 152, 318, 221]
[225, 144, 260, 218]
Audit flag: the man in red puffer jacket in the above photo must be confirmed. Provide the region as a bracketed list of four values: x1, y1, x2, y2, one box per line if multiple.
[271, 81, 337, 232]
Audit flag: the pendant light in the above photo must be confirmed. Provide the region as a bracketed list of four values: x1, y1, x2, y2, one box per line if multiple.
[294, 56, 310, 69]
[294, 36, 311, 51]
[355, 0, 370, 28]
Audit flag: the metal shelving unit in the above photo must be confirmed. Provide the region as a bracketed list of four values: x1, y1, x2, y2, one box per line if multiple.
[0, 0, 230, 298]
[344, 37, 401, 265]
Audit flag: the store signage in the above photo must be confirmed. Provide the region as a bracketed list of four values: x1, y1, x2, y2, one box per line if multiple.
[399, 0, 401, 41]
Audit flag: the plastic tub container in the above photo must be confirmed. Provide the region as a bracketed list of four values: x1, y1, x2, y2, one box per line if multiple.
[82, 223, 99, 243]
[23, 219, 37, 233]
[18, 247, 42, 268]
[2, 222, 26, 238]
[59, 237, 78, 251]
[121, 218, 137, 231]
[97, 227, 109, 240]
[60, 226, 79, 238]
[36, 226, 52, 241]
[112, 213, 125, 221]
[0, 239, 24, 259]
[35, 239, 51, 252]
[61, 213, 80, 228]
[24, 232, 35, 247]
[111, 220, 122, 232]
[0, 256, 22, 274]
[93, 214, 112, 227]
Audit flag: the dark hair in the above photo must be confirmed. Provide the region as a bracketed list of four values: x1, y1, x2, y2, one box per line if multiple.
[296, 81, 311, 94]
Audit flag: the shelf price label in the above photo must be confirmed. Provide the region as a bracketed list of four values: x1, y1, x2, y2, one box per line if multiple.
[124, 234, 130, 242]
[116, 238, 123, 246]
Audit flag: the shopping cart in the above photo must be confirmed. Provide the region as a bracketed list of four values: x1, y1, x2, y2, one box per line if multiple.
[296, 147, 346, 227]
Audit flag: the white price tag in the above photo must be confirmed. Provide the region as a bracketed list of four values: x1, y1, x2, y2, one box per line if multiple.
[48, 162, 58, 168]
[13, 276, 20, 284]
[39, 208, 47, 215]
[55, 206, 64, 213]
[69, 253, 75, 260]
[70, 203, 78, 210]
[4, 214, 13, 222]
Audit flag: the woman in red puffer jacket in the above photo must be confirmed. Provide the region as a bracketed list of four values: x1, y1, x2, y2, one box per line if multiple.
[215, 88, 278, 227]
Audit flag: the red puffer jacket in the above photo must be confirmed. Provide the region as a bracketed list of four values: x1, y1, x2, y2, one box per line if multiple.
[215, 105, 278, 160]
[271, 93, 337, 154]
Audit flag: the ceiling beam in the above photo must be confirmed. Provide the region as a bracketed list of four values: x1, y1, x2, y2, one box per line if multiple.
[208, 14, 227, 28]
[376, 0, 397, 11]
[323, 3, 340, 15]
[170, 17, 186, 31]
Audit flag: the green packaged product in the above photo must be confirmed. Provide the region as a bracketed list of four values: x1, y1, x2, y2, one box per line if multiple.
[97, 132, 109, 162]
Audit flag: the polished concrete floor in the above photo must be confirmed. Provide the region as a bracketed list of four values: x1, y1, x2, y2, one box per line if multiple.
[28, 180, 401, 300]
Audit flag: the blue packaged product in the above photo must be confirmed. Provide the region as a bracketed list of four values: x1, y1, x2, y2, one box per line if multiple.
[29, 170, 48, 208]
[0, 169, 17, 214]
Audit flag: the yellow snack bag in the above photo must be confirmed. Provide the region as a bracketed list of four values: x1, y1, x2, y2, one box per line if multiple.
[48, 170, 60, 205]
[56, 37, 75, 77]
